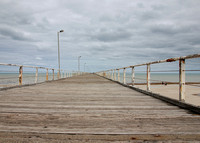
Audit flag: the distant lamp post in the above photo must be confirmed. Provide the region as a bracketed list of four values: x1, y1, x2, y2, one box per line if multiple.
[78, 56, 81, 74]
[57, 30, 64, 78]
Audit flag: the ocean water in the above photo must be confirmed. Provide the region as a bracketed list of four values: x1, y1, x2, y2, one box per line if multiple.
[0, 72, 199, 88]
[111, 73, 200, 84]
[0, 73, 59, 87]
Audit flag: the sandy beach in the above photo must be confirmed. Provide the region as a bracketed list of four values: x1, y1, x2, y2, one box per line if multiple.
[135, 84, 200, 106]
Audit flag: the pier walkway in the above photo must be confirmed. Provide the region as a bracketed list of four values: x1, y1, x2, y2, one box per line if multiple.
[0, 74, 200, 142]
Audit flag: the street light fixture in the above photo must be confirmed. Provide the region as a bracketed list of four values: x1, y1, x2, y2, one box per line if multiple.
[57, 30, 64, 78]
[78, 56, 81, 74]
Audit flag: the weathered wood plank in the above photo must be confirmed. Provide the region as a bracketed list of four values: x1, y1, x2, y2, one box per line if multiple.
[0, 74, 199, 142]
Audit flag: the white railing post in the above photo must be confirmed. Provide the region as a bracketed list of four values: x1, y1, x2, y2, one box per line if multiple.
[46, 68, 48, 81]
[118, 69, 120, 82]
[57, 70, 60, 79]
[19, 66, 23, 85]
[114, 69, 116, 81]
[123, 68, 126, 84]
[52, 69, 54, 80]
[132, 67, 135, 86]
[179, 59, 186, 102]
[147, 64, 150, 91]
[35, 67, 38, 83]
[111, 70, 113, 80]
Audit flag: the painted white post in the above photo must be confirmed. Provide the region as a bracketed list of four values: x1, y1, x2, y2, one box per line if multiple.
[35, 68, 38, 83]
[111, 70, 113, 80]
[118, 69, 120, 82]
[179, 59, 185, 102]
[132, 67, 135, 86]
[46, 68, 48, 81]
[52, 69, 54, 80]
[57, 70, 60, 79]
[19, 66, 23, 85]
[114, 69, 116, 81]
[123, 68, 126, 84]
[147, 64, 150, 91]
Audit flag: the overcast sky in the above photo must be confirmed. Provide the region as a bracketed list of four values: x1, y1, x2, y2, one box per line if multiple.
[0, 0, 200, 72]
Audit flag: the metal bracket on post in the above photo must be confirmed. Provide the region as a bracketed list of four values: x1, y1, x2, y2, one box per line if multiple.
[19, 66, 23, 85]
[132, 67, 135, 86]
[147, 64, 150, 91]
[35, 67, 38, 83]
[179, 59, 185, 102]
[123, 68, 126, 84]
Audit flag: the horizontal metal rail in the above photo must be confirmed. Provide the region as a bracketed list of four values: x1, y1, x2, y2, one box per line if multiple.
[0, 63, 84, 87]
[96, 54, 200, 102]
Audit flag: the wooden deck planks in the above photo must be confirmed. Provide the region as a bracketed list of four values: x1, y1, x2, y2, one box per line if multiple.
[0, 74, 200, 142]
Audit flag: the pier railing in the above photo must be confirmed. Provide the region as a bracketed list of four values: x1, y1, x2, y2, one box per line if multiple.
[0, 63, 81, 88]
[97, 54, 200, 102]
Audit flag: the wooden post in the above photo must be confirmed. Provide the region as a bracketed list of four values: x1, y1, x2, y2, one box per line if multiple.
[147, 64, 150, 91]
[19, 66, 23, 85]
[114, 69, 116, 81]
[123, 68, 126, 84]
[52, 69, 54, 80]
[179, 59, 185, 102]
[46, 68, 48, 81]
[132, 67, 135, 86]
[35, 67, 38, 83]
[118, 69, 120, 82]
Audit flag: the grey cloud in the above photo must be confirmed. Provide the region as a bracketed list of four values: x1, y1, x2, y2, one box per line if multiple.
[0, 26, 36, 41]
[92, 30, 132, 42]
[0, 0, 200, 72]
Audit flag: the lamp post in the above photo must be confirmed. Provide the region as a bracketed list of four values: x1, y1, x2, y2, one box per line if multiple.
[78, 56, 81, 74]
[57, 30, 64, 78]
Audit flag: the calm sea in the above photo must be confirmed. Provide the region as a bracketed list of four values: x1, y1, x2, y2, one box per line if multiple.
[116, 73, 200, 83]
[0, 73, 59, 87]
[0, 73, 199, 88]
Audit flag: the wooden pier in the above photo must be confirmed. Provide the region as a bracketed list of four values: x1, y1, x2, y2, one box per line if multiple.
[0, 74, 200, 142]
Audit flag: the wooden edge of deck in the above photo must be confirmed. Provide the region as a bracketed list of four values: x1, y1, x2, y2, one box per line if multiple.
[95, 74, 200, 114]
[1, 131, 200, 141]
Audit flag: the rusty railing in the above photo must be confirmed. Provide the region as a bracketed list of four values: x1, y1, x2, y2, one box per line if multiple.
[96, 54, 200, 102]
[0, 63, 80, 87]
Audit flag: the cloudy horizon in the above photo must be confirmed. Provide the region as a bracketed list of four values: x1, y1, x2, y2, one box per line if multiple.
[0, 0, 200, 72]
